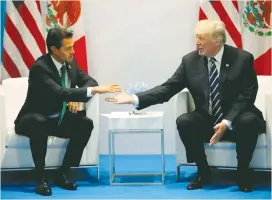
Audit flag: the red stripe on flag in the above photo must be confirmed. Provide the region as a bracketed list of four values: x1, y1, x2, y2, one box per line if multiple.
[73, 36, 88, 73]
[232, 0, 239, 12]
[5, 15, 35, 69]
[35, 0, 41, 14]
[2, 49, 21, 78]
[199, 8, 208, 20]
[211, 1, 242, 48]
[17, 3, 46, 54]
[254, 48, 271, 75]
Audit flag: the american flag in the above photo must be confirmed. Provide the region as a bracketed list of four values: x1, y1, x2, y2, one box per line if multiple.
[199, 0, 242, 49]
[1, 0, 45, 79]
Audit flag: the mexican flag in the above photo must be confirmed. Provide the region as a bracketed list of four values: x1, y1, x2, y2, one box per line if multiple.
[241, 0, 271, 75]
[45, 0, 88, 73]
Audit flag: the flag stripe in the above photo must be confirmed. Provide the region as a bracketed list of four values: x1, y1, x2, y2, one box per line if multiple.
[5, 15, 35, 69]
[73, 36, 88, 73]
[36, 0, 41, 14]
[220, 0, 240, 31]
[199, 8, 208, 20]
[17, 2, 45, 54]
[232, 1, 239, 12]
[2, 49, 21, 78]
[210, 1, 242, 48]
[254, 48, 272, 75]
[4, 30, 29, 76]
[199, 2, 236, 47]
[6, 2, 42, 59]
[25, 1, 43, 33]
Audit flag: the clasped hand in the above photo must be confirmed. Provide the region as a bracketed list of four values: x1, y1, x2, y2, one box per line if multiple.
[67, 102, 80, 113]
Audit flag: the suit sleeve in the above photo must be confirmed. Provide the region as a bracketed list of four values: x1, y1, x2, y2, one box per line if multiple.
[224, 54, 258, 122]
[75, 65, 99, 88]
[30, 65, 90, 102]
[136, 60, 187, 110]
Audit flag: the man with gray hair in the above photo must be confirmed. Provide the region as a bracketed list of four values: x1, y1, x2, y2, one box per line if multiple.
[106, 19, 266, 192]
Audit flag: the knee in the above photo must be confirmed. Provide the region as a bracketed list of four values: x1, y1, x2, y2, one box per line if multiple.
[86, 118, 94, 129]
[81, 118, 94, 135]
[176, 113, 195, 131]
[15, 113, 47, 136]
[234, 113, 259, 131]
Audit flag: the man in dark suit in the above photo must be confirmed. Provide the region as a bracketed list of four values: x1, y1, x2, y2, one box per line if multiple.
[15, 27, 120, 196]
[106, 19, 265, 192]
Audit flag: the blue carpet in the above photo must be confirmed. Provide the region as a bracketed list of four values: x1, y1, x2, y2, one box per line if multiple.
[1, 155, 271, 199]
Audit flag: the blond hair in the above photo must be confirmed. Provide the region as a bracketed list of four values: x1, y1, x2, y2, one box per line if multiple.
[195, 19, 226, 44]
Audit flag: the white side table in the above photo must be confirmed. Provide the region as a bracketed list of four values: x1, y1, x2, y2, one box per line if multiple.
[101, 111, 165, 185]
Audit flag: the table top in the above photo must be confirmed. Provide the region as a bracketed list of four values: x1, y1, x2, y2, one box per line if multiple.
[101, 111, 163, 119]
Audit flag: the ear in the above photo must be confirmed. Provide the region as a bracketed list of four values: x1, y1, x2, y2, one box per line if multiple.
[51, 46, 57, 54]
[214, 38, 221, 46]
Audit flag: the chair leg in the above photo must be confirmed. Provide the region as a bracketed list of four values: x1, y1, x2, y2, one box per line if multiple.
[176, 165, 181, 182]
[96, 166, 100, 182]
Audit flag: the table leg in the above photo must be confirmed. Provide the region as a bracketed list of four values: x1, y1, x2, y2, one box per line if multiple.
[161, 130, 165, 183]
[112, 133, 116, 174]
[108, 132, 113, 185]
[176, 165, 180, 182]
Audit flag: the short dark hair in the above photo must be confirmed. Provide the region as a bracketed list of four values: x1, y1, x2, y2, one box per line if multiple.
[46, 27, 73, 54]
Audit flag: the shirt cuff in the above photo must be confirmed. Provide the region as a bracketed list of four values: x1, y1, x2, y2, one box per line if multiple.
[87, 87, 93, 97]
[132, 94, 139, 108]
[222, 119, 232, 130]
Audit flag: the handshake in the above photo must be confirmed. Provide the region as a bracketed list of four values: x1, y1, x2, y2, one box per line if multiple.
[68, 83, 145, 113]
[104, 82, 148, 105]
[91, 83, 136, 104]
[94, 82, 148, 104]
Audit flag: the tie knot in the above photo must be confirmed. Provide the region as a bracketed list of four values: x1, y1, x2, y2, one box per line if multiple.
[210, 57, 216, 63]
[61, 65, 66, 74]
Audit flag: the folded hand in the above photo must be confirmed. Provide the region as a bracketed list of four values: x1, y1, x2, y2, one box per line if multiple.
[67, 102, 80, 113]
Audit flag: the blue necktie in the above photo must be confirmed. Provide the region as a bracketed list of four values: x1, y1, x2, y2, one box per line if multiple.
[209, 58, 223, 125]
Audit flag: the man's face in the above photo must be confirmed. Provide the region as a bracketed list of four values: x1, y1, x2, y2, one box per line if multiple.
[196, 33, 219, 57]
[52, 38, 74, 63]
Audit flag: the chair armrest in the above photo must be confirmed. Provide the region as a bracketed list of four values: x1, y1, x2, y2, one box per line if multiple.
[0, 91, 7, 162]
[265, 93, 272, 169]
[265, 94, 272, 147]
[174, 89, 195, 118]
[85, 95, 100, 164]
[266, 93, 272, 147]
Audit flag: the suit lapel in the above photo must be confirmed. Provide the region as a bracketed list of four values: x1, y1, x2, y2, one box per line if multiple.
[65, 61, 75, 88]
[46, 54, 62, 85]
[219, 45, 234, 100]
[219, 45, 231, 84]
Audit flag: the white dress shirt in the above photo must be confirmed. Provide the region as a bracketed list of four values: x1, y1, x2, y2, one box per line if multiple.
[132, 46, 232, 129]
[51, 56, 93, 97]
[51, 56, 70, 88]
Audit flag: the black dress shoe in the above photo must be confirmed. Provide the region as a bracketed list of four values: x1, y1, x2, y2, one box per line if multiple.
[238, 182, 253, 192]
[54, 172, 77, 190]
[187, 173, 211, 190]
[237, 169, 253, 192]
[35, 178, 52, 196]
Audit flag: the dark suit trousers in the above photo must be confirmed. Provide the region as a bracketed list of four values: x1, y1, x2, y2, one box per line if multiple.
[176, 111, 265, 172]
[15, 111, 93, 178]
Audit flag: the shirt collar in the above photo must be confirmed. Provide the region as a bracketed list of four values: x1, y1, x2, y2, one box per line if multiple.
[51, 55, 65, 72]
[208, 45, 224, 64]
